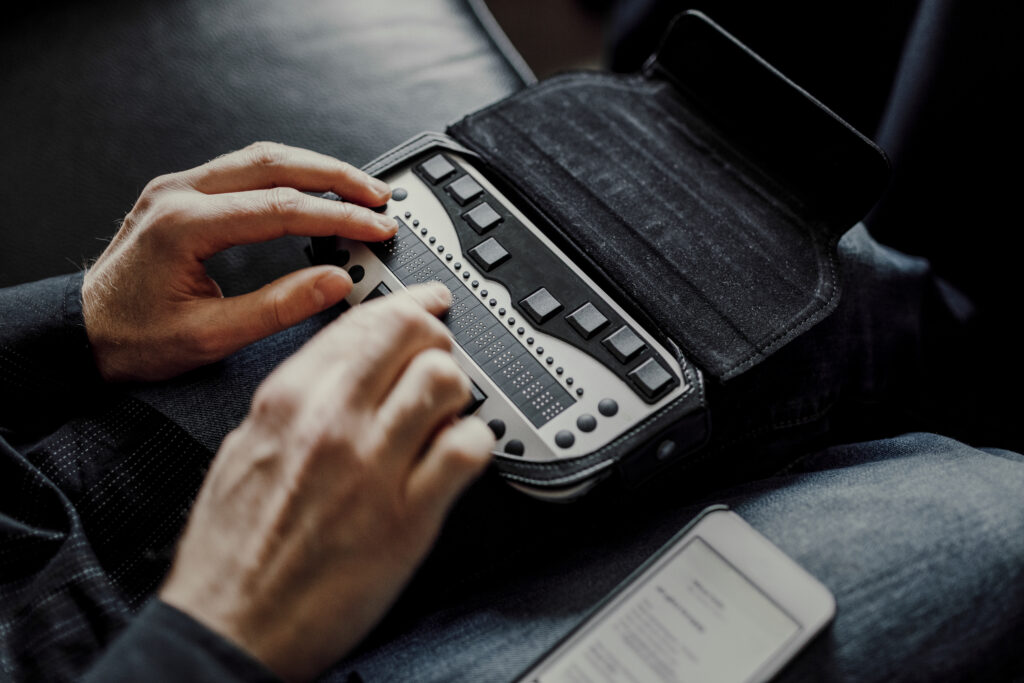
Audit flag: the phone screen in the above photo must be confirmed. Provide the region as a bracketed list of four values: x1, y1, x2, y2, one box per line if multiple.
[525, 536, 803, 683]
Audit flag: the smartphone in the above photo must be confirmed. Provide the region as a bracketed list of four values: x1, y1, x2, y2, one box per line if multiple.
[516, 506, 835, 683]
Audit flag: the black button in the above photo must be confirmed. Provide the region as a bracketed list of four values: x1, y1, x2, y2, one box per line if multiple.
[577, 414, 597, 432]
[598, 399, 619, 417]
[628, 359, 673, 398]
[602, 326, 645, 363]
[469, 238, 510, 271]
[391, 187, 408, 201]
[447, 176, 484, 205]
[464, 202, 503, 234]
[555, 430, 575, 448]
[566, 302, 609, 339]
[461, 381, 487, 415]
[348, 264, 365, 284]
[487, 419, 506, 439]
[361, 282, 391, 303]
[520, 288, 563, 324]
[504, 439, 525, 456]
[421, 154, 455, 183]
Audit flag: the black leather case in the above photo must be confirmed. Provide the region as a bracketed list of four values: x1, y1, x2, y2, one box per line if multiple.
[313, 11, 889, 494]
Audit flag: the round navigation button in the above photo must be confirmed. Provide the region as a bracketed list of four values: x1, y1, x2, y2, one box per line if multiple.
[504, 439, 525, 456]
[392, 188, 408, 201]
[577, 414, 597, 432]
[487, 419, 506, 439]
[555, 430, 575, 448]
[348, 265, 365, 284]
[598, 399, 619, 417]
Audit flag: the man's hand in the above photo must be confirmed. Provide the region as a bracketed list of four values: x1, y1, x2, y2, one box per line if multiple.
[160, 283, 495, 682]
[83, 142, 398, 382]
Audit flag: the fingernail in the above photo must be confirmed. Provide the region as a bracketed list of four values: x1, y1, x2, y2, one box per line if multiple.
[370, 177, 391, 195]
[431, 282, 452, 307]
[376, 214, 399, 234]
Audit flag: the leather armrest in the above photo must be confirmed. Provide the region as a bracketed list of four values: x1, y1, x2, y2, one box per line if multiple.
[0, 0, 527, 287]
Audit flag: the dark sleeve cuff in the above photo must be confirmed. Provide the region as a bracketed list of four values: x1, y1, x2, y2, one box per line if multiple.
[83, 600, 281, 683]
[0, 272, 104, 433]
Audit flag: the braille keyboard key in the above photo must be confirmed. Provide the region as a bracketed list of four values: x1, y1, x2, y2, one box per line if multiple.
[420, 154, 455, 183]
[463, 202, 502, 234]
[603, 326, 645, 363]
[504, 439, 525, 456]
[468, 238, 510, 271]
[447, 175, 484, 205]
[520, 288, 563, 324]
[361, 282, 391, 303]
[628, 358, 673, 399]
[461, 380, 487, 415]
[566, 302, 608, 339]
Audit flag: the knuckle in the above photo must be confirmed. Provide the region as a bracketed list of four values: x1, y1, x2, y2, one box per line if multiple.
[142, 172, 181, 196]
[263, 186, 306, 217]
[183, 326, 225, 362]
[420, 352, 467, 395]
[245, 141, 287, 168]
[263, 285, 289, 332]
[252, 375, 303, 419]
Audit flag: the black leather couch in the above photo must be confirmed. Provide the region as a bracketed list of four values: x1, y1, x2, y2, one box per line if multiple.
[1, 0, 529, 290]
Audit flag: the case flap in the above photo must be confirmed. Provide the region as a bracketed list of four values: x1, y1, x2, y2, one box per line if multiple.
[447, 11, 889, 381]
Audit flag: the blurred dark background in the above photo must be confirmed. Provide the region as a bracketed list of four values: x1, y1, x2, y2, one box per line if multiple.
[485, 0, 1024, 449]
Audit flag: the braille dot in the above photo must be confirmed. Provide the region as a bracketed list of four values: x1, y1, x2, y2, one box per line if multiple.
[489, 299, 497, 307]
[428, 236, 436, 244]
[576, 388, 584, 396]
[536, 346, 544, 354]
[527, 337, 534, 345]
[472, 280, 479, 288]
[445, 254, 453, 261]
[556, 367, 564, 375]
[517, 327, 525, 335]
[437, 246, 444, 253]
[412, 219, 419, 227]
[566, 377, 573, 385]
[546, 357, 554, 365]
[498, 307, 506, 316]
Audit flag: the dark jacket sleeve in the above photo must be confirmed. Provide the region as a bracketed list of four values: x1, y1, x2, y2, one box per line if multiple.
[0, 272, 105, 438]
[83, 600, 281, 683]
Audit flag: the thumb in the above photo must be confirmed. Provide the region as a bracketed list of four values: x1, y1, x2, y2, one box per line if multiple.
[197, 265, 352, 357]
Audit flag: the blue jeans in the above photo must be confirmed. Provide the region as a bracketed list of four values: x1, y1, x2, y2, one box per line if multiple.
[129, 226, 1024, 681]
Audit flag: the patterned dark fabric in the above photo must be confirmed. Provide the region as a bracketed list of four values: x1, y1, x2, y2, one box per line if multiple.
[0, 273, 274, 681]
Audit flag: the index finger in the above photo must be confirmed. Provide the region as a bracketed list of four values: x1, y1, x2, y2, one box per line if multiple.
[184, 142, 391, 207]
[291, 283, 456, 407]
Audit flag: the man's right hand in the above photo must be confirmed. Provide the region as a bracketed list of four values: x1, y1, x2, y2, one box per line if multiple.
[159, 282, 495, 682]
